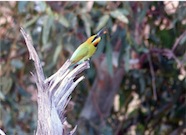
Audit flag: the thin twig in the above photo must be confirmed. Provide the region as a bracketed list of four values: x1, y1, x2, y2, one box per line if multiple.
[172, 30, 186, 52]
[147, 53, 157, 100]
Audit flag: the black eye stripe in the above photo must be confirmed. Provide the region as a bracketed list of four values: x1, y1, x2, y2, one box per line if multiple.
[92, 35, 98, 43]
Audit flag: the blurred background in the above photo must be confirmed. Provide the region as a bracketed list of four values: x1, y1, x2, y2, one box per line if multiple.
[0, 1, 186, 135]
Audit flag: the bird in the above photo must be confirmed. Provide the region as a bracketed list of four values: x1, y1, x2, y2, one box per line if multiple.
[70, 28, 107, 64]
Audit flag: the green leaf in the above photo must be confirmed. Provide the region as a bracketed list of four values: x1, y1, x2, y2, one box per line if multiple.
[95, 14, 109, 32]
[110, 10, 129, 24]
[106, 37, 113, 76]
[136, 123, 145, 134]
[67, 13, 77, 28]
[11, 59, 24, 69]
[59, 15, 70, 28]
[81, 14, 92, 37]
[138, 8, 147, 23]
[157, 29, 174, 48]
[0, 76, 12, 95]
[46, 6, 53, 15]
[118, 9, 129, 16]
[0, 91, 5, 101]
[42, 15, 53, 45]
[180, 35, 186, 45]
[118, 30, 126, 67]
[101, 125, 113, 135]
[34, 1, 46, 12]
[18, 1, 28, 13]
[95, 1, 107, 6]
[53, 43, 62, 63]
[23, 15, 40, 28]
[124, 45, 130, 72]
[17, 86, 30, 97]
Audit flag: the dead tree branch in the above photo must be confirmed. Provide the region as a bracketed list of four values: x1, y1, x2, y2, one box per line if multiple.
[20, 27, 89, 135]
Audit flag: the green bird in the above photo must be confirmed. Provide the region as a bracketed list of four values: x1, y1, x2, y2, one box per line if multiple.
[70, 28, 107, 64]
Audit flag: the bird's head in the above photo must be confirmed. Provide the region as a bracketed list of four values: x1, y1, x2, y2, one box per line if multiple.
[86, 28, 107, 47]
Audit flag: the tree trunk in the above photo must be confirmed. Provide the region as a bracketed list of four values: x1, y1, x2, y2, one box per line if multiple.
[78, 57, 124, 134]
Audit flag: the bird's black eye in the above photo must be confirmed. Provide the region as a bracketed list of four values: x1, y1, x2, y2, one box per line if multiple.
[92, 35, 98, 43]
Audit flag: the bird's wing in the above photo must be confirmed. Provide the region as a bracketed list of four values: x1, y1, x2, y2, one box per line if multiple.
[70, 46, 89, 63]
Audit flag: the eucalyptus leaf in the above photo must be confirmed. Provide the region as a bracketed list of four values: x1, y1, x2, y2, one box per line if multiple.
[59, 15, 70, 28]
[53, 44, 62, 63]
[24, 15, 40, 28]
[17, 86, 30, 97]
[110, 10, 129, 24]
[118, 30, 126, 67]
[95, 14, 109, 32]
[118, 9, 129, 15]
[81, 14, 92, 37]
[70, 13, 78, 28]
[11, 59, 24, 69]
[138, 8, 147, 23]
[101, 125, 113, 135]
[106, 37, 113, 76]
[18, 1, 28, 13]
[180, 35, 186, 45]
[42, 16, 54, 45]
[139, 75, 146, 93]
[34, 1, 46, 12]
[124, 45, 130, 72]
[0, 91, 5, 101]
[0, 76, 13, 95]
[95, 1, 107, 6]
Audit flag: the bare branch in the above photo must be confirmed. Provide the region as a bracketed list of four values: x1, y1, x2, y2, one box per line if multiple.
[56, 76, 85, 113]
[45, 60, 71, 84]
[20, 27, 45, 87]
[20, 27, 89, 135]
[0, 129, 6, 135]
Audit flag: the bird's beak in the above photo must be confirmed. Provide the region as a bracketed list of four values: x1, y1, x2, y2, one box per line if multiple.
[91, 27, 107, 46]
[96, 27, 107, 37]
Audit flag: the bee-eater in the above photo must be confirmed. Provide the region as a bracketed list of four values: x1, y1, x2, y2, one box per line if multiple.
[70, 28, 107, 64]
